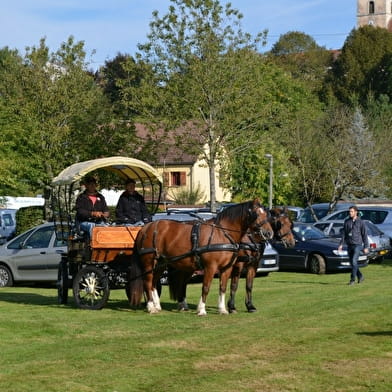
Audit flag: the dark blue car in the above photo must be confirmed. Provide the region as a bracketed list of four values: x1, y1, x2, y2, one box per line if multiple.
[274, 223, 369, 274]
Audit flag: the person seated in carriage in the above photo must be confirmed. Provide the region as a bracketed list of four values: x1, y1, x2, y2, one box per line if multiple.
[115, 178, 151, 226]
[75, 176, 110, 238]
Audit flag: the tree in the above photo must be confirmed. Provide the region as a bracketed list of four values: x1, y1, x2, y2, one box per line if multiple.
[0, 37, 132, 210]
[268, 31, 334, 94]
[327, 26, 392, 105]
[120, 0, 274, 211]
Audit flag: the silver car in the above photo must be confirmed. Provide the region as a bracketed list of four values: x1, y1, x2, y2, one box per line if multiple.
[0, 222, 67, 287]
[318, 206, 392, 239]
[313, 219, 391, 262]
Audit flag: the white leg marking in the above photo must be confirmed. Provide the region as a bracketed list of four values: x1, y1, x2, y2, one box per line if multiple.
[218, 292, 228, 315]
[197, 297, 207, 316]
[152, 289, 161, 311]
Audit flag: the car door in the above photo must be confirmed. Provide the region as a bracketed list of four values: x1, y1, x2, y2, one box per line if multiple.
[274, 233, 307, 270]
[6, 225, 63, 281]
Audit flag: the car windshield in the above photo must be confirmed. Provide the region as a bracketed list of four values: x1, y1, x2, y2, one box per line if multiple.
[293, 224, 325, 240]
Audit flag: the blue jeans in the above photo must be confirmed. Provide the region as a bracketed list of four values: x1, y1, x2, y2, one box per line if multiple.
[347, 244, 363, 282]
[79, 221, 108, 239]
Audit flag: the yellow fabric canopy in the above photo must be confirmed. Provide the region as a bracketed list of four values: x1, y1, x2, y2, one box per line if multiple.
[52, 156, 162, 186]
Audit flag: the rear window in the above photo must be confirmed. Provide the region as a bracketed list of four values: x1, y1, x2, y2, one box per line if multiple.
[325, 211, 349, 220]
[359, 210, 388, 224]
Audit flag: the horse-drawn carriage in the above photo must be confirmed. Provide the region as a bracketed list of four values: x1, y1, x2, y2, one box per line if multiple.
[52, 156, 295, 314]
[51, 156, 162, 310]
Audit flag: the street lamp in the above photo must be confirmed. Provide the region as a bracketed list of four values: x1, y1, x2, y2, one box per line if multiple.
[265, 154, 273, 209]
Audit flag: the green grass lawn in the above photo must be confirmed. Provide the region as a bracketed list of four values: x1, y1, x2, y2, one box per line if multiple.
[1, 260, 392, 392]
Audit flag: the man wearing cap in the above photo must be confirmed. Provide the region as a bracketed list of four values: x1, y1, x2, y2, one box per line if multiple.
[75, 176, 110, 237]
[115, 179, 151, 226]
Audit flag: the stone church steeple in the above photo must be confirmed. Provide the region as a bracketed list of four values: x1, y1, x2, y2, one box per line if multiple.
[357, 0, 392, 31]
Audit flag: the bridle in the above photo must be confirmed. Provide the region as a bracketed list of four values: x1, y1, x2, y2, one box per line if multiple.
[249, 206, 272, 240]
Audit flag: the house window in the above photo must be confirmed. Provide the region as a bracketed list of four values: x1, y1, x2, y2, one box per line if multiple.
[171, 171, 186, 186]
[369, 1, 375, 14]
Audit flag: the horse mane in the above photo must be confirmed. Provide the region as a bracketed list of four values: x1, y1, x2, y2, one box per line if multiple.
[215, 201, 253, 225]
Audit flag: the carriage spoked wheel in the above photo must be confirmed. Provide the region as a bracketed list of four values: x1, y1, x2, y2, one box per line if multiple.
[72, 265, 110, 310]
[57, 258, 69, 304]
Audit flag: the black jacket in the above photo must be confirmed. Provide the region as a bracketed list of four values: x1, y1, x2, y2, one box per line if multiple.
[75, 191, 109, 222]
[115, 191, 151, 223]
[340, 217, 369, 248]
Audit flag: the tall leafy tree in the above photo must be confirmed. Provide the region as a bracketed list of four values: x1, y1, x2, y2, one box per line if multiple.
[120, 0, 322, 209]
[119, 0, 277, 210]
[0, 37, 131, 207]
[327, 26, 392, 105]
[268, 31, 333, 94]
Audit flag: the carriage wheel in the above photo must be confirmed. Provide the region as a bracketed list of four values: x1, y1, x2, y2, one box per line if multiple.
[73, 266, 110, 310]
[57, 258, 69, 304]
[308, 254, 326, 275]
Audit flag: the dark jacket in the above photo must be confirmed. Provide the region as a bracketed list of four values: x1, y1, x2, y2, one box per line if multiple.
[75, 191, 109, 222]
[115, 191, 151, 223]
[340, 217, 369, 248]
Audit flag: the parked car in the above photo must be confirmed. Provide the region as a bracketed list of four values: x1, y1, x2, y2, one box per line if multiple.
[0, 222, 67, 287]
[298, 202, 352, 223]
[0, 209, 17, 245]
[313, 219, 391, 262]
[318, 206, 392, 239]
[273, 223, 369, 274]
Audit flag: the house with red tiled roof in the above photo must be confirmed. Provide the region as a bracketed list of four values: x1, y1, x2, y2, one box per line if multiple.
[135, 123, 230, 205]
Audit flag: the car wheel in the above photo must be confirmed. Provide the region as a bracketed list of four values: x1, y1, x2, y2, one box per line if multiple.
[308, 254, 326, 274]
[0, 265, 13, 287]
[73, 266, 109, 310]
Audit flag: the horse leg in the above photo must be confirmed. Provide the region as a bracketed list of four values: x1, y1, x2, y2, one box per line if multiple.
[143, 257, 161, 314]
[218, 268, 232, 315]
[168, 268, 190, 311]
[177, 273, 189, 311]
[227, 262, 243, 314]
[197, 268, 216, 316]
[245, 265, 257, 312]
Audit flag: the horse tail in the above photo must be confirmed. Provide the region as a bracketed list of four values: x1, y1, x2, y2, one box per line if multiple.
[127, 250, 144, 307]
[168, 267, 189, 302]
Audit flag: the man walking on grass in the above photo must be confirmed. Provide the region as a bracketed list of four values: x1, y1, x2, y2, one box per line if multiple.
[338, 205, 369, 285]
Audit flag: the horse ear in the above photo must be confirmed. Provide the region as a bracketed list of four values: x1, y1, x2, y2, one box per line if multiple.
[253, 198, 261, 207]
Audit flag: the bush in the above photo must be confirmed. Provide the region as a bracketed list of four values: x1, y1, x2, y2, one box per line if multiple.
[16, 206, 45, 235]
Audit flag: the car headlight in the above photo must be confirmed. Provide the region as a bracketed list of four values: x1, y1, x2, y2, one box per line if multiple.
[333, 249, 348, 256]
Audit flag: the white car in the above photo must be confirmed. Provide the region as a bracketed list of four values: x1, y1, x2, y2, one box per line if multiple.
[0, 222, 67, 287]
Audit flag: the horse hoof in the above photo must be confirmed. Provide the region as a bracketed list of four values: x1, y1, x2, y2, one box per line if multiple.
[247, 307, 257, 313]
[228, 308, 237, 314]
[219, 309, 229, 315]
[197, 311, 207, 316]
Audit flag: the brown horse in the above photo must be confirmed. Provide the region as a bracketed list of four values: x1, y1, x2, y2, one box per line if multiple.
[127, 199, 273, 315]
[227, 207, 295, 313]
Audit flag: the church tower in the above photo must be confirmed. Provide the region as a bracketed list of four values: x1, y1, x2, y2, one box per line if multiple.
[357, 1, 392, 31]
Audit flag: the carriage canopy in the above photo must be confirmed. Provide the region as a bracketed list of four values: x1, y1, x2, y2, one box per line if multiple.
[52, 156, 162, 186]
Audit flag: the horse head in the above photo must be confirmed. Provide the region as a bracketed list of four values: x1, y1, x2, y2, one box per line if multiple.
[248, 198, 273, 240]
[269, 207, 295, 248]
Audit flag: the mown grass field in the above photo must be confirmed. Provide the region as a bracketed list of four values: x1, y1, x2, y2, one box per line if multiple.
[1, 260, 392, 392]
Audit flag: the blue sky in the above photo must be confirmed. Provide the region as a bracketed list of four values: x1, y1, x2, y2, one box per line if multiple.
[1, 0, 357, 70]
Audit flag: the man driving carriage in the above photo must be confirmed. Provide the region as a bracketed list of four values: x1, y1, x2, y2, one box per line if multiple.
[75, 176, 109, 238]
